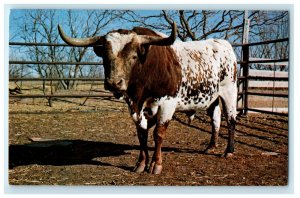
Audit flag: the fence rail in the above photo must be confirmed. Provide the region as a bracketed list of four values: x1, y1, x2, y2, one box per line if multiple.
[232, 38, 288, 47]
[237, 38, 288, 116]
[9, 78, 104, 81]
[9, 61, 103, 65]
[10, 42, 77, 47]
[9, 38, 289, 116]
[240, 58, 288, 64]
[9, 93, 113, 98]
[238, 90, 288, 97]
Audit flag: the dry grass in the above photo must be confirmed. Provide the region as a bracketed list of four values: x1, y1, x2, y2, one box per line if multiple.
[8, 81, 289, 186]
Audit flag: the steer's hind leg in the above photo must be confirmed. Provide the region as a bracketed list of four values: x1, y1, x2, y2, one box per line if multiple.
[220, 87, 237, 158]
[205, 98, 221, 154]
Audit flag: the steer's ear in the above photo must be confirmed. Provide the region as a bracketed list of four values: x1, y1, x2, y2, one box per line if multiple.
[93, 46, 105, 57]
[138, 44, 150, 63]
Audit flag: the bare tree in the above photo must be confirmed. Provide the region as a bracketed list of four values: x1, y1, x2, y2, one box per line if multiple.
[13, 9, 129, 91]
[10, 9, 289, 83]
[248, 11, 289, 71]
[126, 10, 288, 71]
[65, 10, 127, 89]
[120, 10, 249, 42]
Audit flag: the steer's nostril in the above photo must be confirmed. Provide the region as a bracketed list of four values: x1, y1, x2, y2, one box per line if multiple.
[106, 78, 126, 91]
[117, 79, 124, 86]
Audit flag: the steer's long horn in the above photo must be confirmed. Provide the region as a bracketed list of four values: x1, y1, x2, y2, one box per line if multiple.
[140, 22, 177, 46]
[58, 25, 104, 47]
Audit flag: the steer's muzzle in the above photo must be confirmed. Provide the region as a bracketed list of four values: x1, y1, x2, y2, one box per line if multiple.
[106, 78, 127, 91]
[104, 78, 127, 99]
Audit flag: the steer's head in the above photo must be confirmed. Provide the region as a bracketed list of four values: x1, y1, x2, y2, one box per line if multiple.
[58, 23, 177, 98]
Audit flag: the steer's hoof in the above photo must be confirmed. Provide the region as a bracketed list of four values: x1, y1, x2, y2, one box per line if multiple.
[149, 162, 162, 174]
[133, 162, 146, 173]
[204, 145, 217, 154]
[222, 152, 234, 158]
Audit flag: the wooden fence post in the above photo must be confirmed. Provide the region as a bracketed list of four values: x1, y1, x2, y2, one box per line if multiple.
[241, 10, 250, 116]
[242, 45, 249, 115]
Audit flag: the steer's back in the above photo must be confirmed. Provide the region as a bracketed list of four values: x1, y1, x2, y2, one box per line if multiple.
[171, 39, 237, 111]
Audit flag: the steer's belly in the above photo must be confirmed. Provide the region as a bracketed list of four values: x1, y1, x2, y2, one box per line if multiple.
[176, 92, 219, 111]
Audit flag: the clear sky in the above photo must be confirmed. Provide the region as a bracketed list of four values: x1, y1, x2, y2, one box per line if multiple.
[9, 9, 162, 42]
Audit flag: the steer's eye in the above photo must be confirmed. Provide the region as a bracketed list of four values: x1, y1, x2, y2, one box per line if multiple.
[132, 55, 137, 60]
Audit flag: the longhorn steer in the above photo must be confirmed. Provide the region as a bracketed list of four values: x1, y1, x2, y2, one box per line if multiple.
[58, 23, 237, 174]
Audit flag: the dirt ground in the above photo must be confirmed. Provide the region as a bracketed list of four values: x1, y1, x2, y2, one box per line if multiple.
[8, 97, 288, 186]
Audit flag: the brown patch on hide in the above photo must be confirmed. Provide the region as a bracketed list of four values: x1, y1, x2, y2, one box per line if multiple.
[132, 27, 161, 37]
[233, 62, 237, 82]
[127, 44, 182, 105]
[122, 27, 182, 107]
[110, 29, 134, 35]
[97, 26, 182, 111]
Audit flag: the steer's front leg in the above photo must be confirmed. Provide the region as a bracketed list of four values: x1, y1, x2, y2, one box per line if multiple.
[149, 122, 169, 174]
[133, 125, 149, 173]
[148, 101, 176, 174]
[133, 115, 157, 173]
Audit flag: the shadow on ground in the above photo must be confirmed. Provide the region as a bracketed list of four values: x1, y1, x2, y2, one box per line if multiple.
[9, 139, 204, 170]
[9, 140, 139, 169]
